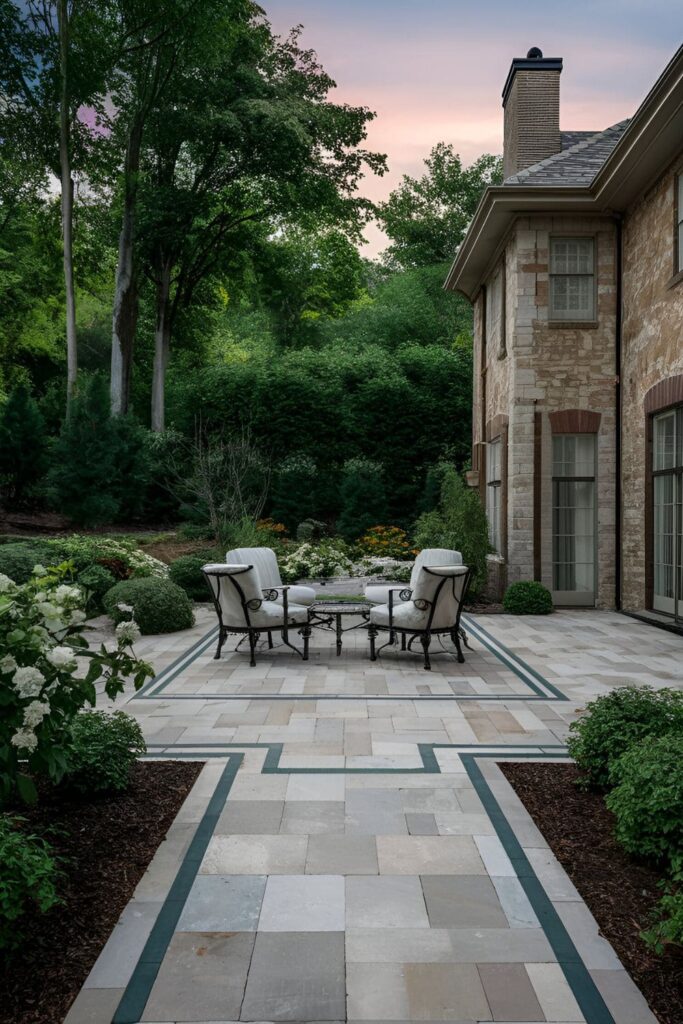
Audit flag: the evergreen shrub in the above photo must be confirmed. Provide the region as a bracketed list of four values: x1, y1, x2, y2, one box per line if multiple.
[606, 733, 683, 873]
[65, 710, 146, 794]
[503, 581, 553, 615]
[169, 555, 211, 601]
[104, 577, 195, 634]
[567, 686, 683, 788]
[0, 816, 61, 951]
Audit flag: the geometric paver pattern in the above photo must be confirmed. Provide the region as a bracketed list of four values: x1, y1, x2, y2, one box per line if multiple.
[66, 607, 683, 1024]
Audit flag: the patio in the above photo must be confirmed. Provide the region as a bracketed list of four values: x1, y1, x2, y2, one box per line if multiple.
[61, 607, 682, 1024]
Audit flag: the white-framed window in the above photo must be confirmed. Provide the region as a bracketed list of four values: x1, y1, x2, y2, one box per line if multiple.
[486, 438, 502, 554]
[652, 407, 683, 617]
[485, 261, 505, 358]
[549, 237, 595, 322]
[676, 174, 683, 274]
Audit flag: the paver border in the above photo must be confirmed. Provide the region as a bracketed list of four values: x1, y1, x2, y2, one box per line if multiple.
[108, 742, 625, 1024]
[132, 614, 569, 702]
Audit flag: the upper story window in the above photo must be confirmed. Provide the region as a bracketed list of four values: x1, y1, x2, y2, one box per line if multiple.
[676, 174, 683, 274]
[486, 438, 502, 554]
[549, 237, 595, 322]
[485, 261, 505, 358]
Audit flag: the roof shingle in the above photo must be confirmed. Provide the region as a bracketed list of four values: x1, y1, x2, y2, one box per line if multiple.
[504, 120, 631, 187]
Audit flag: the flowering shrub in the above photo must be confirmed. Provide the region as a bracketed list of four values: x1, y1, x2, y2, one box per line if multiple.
[279, 540, 353, 582]
[257, 518, 288, 537]
[45, 535, 168, 581]
[352, 557, 414, 583]
[0, 565, 153, 804]
[356, 526, 415, 560]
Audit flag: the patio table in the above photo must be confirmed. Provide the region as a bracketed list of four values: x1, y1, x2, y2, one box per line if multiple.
[309, 598, 372, 656]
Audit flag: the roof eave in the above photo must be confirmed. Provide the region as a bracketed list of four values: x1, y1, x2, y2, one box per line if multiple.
[445, 185, 596, 300]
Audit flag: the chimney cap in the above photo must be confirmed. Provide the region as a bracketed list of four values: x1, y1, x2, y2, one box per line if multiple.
[502, 51, 563, 105]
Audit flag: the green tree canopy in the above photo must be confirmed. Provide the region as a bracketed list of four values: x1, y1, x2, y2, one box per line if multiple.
[378, 144, 502, 269]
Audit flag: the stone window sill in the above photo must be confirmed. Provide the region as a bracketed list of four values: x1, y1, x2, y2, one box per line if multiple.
[547, 320, 599, 330]
[666, 268, 683, 290]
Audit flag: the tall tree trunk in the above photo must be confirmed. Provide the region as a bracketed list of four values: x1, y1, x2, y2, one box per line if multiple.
[151, 261, 172, 432]
[110, 118, 143, 415]
[57, 0, 77, 407]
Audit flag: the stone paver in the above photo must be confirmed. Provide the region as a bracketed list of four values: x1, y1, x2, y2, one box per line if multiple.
[74, 606, 682, 1024]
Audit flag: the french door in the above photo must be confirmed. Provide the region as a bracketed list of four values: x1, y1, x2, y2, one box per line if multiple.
[552, 434, 596, 605]
[652, 408, 683, 619]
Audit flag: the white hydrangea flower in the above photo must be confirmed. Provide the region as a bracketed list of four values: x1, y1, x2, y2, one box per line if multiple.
[116, 620, 141, 646]
[11, 728, 38, 752]
[13, 665, 45, 699]
[69, 609, 87, 625]
[38, 600, 60, 619]
[54, 584, 82, 604]
[0, 573, 14, 592]
[0, 654, 18, 675]
[32, 564, 47, 577]
[23, 700, 50, 728]
[46, 645, 77, 669]
[116, 602, 134, 614]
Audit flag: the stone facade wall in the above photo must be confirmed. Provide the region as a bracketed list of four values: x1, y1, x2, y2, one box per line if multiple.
[472, 215, 619, 606]
[620, 154, 683, 611]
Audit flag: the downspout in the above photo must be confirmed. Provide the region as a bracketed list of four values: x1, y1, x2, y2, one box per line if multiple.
[614, 214, 623, 611]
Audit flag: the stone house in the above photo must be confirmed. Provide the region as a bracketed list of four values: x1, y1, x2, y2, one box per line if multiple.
[446, 45, 683, 625]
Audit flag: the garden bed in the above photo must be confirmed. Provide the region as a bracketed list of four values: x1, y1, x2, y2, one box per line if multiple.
[0, 760, 203, 1024]
[500, 761, 683, 1024]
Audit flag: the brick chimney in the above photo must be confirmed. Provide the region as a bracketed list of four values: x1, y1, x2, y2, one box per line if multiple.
[502, 47, 562, 178]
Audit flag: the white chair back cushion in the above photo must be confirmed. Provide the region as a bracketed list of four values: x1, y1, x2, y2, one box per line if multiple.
[409, 548, 462, 590]
[410, 564, 469, 630]
[226, 547, 282, 590]
[203, 563, 264, 627]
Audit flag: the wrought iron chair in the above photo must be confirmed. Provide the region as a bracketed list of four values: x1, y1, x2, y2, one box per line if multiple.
[202, 563, 311, 666]
[226, 547, 316, 607]
[368, 564, 472, 671]
[364, 548, 463, 607]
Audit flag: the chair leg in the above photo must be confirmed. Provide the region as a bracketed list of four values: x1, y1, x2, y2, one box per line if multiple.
[302, 622, 311, 662]
[454, 630, 465, 664]
[401, 632, 407, 651]
[214, 628, 225, 660]
[420, 632, 431, 671]
[248, 631, 257, 667]
[369, 624, 378, 662]
[267, 631, 274, 649]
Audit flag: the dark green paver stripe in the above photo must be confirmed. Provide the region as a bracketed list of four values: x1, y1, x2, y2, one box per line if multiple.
[135, 615, 568, 702]
[461, 614, 569, 700]
[121, 742, 617, 1024]
[112, 753, 243, 1024]
[462, 752, 615, 1024]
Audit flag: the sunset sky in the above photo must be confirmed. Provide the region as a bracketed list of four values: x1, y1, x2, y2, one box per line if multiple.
[265, 1, 683, 256]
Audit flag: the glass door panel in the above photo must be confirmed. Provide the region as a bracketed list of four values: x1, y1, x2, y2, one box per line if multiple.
[552, 435, 596, 605]
[652, 408, 683, 619]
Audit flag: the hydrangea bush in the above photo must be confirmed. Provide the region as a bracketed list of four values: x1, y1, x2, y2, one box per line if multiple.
[46, 535, 168, 580]
[279, 541, 354, 582]
[0, 564, 153, 804]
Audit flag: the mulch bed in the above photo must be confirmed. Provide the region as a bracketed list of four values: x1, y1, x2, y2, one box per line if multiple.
[500, 761, 683, 1024]
[0, 760, 203, 1024]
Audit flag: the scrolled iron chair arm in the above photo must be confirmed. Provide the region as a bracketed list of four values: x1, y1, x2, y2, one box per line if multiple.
[413, 598, 431, 611]
[262, 588, 278, 601]
[399, 588, 413, 601]
[246, 598, 263, 611]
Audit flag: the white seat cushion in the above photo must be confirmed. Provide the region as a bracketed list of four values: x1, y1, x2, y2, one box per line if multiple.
[246, 601, 310, 629]
[370, 601, 429, 630]
[274, 584, 316, 607]
[365, 584, 410, 605]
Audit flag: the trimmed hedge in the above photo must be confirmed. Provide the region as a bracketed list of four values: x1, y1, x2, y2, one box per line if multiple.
[503, 581, 553, 615]
[0, 542, 56, 584]
[169, 555, 211, 602]
[567, 686, 683, 788]
[104, 577, 194, 634]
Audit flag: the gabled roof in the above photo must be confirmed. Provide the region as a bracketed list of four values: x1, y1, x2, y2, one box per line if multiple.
[445, 44, 683, 300]
[503, 120, 631, 187]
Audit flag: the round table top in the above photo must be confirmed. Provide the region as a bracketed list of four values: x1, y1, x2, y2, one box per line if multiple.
[311, 599, 371, 615]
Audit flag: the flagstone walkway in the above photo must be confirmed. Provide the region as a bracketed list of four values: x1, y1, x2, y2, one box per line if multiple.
[66, 607, 683, 1024]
